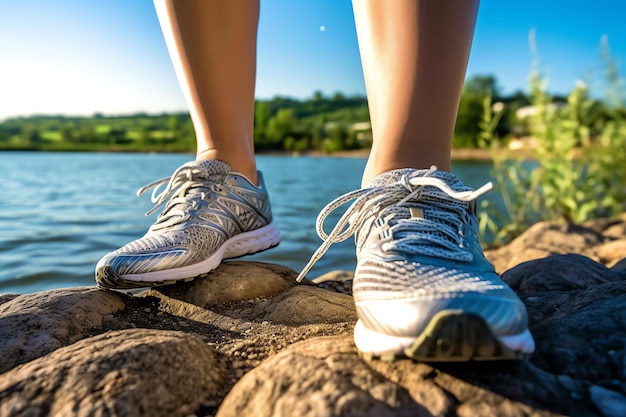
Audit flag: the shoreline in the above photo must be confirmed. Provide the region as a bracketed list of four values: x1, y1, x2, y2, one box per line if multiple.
[0, 146, 532, 161]
[259, 147, 532, 161]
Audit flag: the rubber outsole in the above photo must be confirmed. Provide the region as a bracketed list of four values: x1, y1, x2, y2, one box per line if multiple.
[356, 310, 531, 363]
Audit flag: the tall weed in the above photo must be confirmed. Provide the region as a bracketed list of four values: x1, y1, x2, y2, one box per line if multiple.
[479, 38, 626, 245]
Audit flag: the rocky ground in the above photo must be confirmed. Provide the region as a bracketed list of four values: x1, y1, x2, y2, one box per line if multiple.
[1, 215, 626, 417]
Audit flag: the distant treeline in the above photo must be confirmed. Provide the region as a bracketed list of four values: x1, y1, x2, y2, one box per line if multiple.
[0, 75, 621, 153]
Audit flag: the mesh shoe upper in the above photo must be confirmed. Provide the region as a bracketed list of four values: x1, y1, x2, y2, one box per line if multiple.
[97, 159, 274, 278]
[298, 166, 531, 343]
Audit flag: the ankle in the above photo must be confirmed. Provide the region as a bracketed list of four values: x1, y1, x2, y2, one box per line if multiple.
[196, 148, 258, 185]
[362, 155, 451, 187]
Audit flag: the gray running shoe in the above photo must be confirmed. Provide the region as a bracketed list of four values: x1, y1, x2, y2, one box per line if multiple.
[96, 159, 280, 289]
[298, 166, 534, 361]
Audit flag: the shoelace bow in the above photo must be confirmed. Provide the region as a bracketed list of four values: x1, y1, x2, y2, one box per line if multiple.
[137, 165, 220, 219]
[296, 166, 492, 282]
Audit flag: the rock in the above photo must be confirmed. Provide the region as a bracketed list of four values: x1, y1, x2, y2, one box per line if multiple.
[583, 213, 626, 236]
[486, 221, 606, 274]
[147, 261, 356, 326]
[219, 336, 575, 417]
[218, 335, 445, 417]
[501, 254, 620, 294]
[0, 293, 19, 306]
[153, 261, 298, 306]
[611, 257, 626, 272]
[0, 219, 625, 417]
[498, 255, 626, 393]
[604, 223, 626, 239]
[0, 329, 224, 417]
[314, 270, 354, 295]
[314, 270, 355, 283]
[589, 385, 626, 417]
[0, 288, 128, 373]
[596, 239, 626, 267]
[247, 286, 356, 326]
[535, 285, 625, 388]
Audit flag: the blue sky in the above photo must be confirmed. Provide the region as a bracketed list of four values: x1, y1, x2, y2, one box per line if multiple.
[1, 0, 625, 120]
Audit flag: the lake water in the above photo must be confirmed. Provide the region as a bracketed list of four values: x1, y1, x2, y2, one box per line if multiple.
[0, 152, 498, 294]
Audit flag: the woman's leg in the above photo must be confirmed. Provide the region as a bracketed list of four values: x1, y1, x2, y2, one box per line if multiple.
[352, 0, 479, 185]
[154, 0, 259, 184]
[96, 0, 281, 289]
[329, 0, 536, 361]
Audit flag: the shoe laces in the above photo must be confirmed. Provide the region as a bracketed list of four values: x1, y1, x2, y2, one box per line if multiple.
[296, 166, 492, 282]
[137, 164, 223, 223]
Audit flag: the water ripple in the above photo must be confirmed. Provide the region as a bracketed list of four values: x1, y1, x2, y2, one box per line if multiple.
[0, 153, 496, 294]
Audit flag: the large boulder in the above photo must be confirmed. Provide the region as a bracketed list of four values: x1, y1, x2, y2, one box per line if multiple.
[0, 288, 128, 373]
[0, 329, 224, 417]
[485, 219, 626, 274]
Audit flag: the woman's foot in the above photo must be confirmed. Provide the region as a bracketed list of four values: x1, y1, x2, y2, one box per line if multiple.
[96, 159, 280, 289]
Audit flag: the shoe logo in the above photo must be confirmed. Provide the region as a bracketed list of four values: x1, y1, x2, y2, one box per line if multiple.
[410, 207, 424, 219]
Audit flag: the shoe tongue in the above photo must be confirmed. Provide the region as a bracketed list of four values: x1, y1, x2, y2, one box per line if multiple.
[366, 168, 475, 207]
[367, 168, 464, 188]
[181, 159, 232, 177]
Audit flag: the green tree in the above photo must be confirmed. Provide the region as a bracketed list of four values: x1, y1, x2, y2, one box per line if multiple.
[265, 108, 296, 149]
[21, 125, 41, 145]
[322, 123, 348, 152]
[59, 125, 74, 143]
[138, 125, 151, 145]
[311, 115, 327, 150]
[253, 102, 271, 149]
[255, 101, 271, 127]
[455, 75, 501, 148]
[167, 114, 181, 132]
[464, 75, 500, 97]
[76, 125, 96, 143]
[331, 92, 346, 102]
[312, 90, 324, 102]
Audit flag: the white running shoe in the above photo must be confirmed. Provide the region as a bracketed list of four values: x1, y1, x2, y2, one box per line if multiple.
[96, 159, 280, 289]
[298, 166, 535, 361]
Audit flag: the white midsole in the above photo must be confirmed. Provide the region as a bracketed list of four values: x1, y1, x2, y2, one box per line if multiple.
[119, 223, 281, 282]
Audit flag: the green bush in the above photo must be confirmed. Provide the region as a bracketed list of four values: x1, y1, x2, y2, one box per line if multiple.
[479, 44, 626, 245]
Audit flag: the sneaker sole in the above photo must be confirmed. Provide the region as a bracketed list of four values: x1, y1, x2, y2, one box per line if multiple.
[354, 310, 534, 362]
[96, 223, 281, 289]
